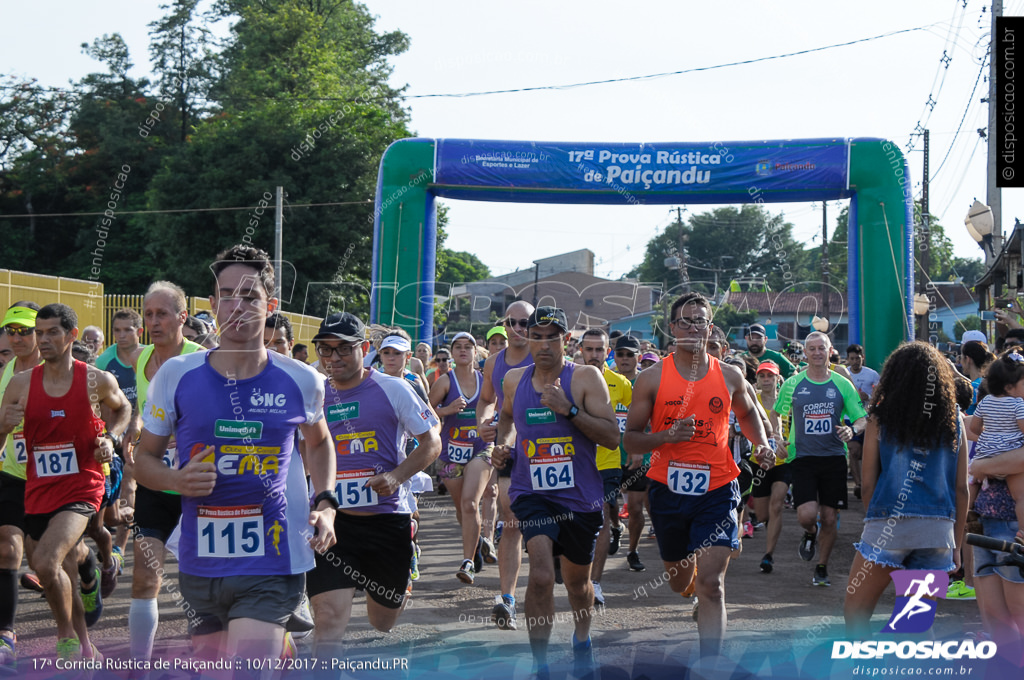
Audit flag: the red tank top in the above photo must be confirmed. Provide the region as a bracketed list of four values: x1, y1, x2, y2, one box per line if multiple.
[647, 354, 738, 491]
[23, 360, 106, 514]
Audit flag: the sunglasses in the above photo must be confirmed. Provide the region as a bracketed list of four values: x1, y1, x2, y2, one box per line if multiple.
[505, 318, 529, 329]
[615, 350, 637, 357]
[5, 327, 33, 337]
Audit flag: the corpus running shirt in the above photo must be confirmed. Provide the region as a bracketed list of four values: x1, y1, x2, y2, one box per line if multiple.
[142, 350, 323, 577]
[324, 369, 438, 514]
[774, 371, 867, 458]
[23, 360, 106, 514]
[509, 363, 602, 512]
[438, 369, 487, 465]
[647, 354, 737, 492]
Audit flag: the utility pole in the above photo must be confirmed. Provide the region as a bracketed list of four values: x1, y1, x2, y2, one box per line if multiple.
[920, 130, 931, 340]
[988, 0, 1004, 255]
[274, 186, 283, 302]
[821, 202, 829, 327]
[676, 207, 689, 293]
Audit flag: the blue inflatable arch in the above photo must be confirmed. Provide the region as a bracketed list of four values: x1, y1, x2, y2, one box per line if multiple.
[370, 138, 914, 366]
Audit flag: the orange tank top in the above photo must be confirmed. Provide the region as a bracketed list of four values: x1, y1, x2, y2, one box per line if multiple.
[647, 354, 738, 491]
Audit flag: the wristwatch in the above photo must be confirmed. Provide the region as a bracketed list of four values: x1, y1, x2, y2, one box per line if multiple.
[104, 431, 123, 448]
[311, 490, 341, 510]
[566, 405, 580, 420]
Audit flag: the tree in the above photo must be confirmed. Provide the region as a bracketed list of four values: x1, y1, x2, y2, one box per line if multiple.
[147, 0, 219, 143]
[143, 0, 412, 312]
[627, 205, 813, 295]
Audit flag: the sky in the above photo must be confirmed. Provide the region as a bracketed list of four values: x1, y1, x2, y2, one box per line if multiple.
[3, 0, 1023, 283]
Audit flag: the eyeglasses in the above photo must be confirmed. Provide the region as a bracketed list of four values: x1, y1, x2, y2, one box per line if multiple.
[315, 343, 359, 358]
[505, 318, 529, 329]
[615, 350, 637, 357]
[4, 327, 33, 337]
[670, 317, 711, 330]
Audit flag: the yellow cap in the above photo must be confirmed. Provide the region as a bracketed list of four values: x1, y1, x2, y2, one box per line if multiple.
[1, 306, 37, 329]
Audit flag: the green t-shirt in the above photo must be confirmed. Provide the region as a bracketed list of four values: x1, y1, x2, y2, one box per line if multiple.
[741, 348, 796, 379]
[774, 370, 867, 458]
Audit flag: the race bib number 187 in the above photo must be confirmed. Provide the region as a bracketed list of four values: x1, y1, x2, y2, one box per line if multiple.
[33, 442, 78, 478]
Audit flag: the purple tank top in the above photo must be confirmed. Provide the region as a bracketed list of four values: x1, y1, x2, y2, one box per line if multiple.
[439, 369, 487, 464]
[509, 362, 602, 513]
[491, 349, 533, 413]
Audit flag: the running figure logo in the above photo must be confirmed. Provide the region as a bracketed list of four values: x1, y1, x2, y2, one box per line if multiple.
[883, 570, 949, 633]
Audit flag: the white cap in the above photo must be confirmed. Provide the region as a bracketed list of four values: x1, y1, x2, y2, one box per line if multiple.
[451, 332, 475, 345]
[962, 330, 988, 344]
[380, 335, 411, 353]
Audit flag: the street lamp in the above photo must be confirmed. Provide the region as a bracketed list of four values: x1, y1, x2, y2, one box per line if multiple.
[965, 200, 996, 262]
[913, 293, 930, 341]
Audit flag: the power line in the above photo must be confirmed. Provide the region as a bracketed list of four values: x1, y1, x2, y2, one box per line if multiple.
[0, 24, 943, 103]
[0, 200, 371, 219]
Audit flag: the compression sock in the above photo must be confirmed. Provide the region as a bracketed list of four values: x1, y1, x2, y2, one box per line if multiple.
[0, 569, 17, 632]
[129, 598, 159, 661]
[78, 549, 98, 590]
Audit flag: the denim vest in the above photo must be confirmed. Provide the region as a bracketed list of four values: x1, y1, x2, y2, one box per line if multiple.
[864, 420, 960, 521]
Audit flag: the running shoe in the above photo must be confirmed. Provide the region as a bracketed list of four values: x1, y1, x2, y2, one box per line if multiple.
[742, 520, 754, 539]
[609, 524, 622, 556]
[480, 536, 497, 564]
[618, 504, 629, 520]
[627, 551, 646, 572]
[81, 568, 103, 627]
[946, 580, 976, 600]
[19, 573, 42, 594]
[0, 635, 15, 674]
[410, 542, 420, 582]
[572, 633, 595, 677]
[760, 553, 774, 574]
[647, 525, 657, 539]
[287, 593, 315, 639]
[101, 549, 123, 599]
[812, 564, 831, 587]
[492, 595, 517, 630]
[457, 559, 475, 584]
[798, 531, 817, 562]
[592, 581, 605, 610]
[280, 633, 296, 661]
[56, 637, 79, 662]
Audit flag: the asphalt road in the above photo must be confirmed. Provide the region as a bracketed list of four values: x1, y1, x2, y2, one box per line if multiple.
[8, 486, 1000, 679]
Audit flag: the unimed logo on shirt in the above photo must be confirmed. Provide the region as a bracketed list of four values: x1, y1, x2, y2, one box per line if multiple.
[214, 420, 264, 439]
[526, 407, 556, 425]
[327, 402, 359, 422]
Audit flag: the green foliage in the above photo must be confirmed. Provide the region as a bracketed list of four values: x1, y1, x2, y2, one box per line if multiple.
[955, 315, 983, 341]
[710, 303, 758, 342]
[627, 205, 814, 295]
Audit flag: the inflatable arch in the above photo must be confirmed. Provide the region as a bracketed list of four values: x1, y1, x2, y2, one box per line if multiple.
[370, 138, 914, 365]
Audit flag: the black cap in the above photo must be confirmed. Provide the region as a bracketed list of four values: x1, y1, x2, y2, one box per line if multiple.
[747, 324, 767, 337]
[614, 335, 641, 353]
[313, 312, 365, 343]
[528, 306, 569, 332]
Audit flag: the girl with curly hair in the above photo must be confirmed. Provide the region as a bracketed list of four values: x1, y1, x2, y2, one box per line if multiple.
[844, 342, 968, 637]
